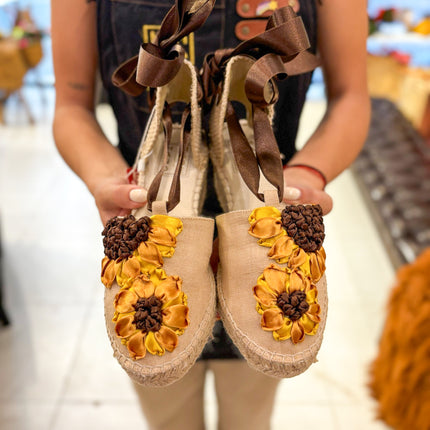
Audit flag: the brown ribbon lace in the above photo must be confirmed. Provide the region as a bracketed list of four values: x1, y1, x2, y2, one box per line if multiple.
[146, 102, 191, 212]
[112, 0, 216, 96]
[202, 6, 320, 203]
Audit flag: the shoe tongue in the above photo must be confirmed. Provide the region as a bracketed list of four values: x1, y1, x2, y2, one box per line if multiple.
[165, 62, 193, 104]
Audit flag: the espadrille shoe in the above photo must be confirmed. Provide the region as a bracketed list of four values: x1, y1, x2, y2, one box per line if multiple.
[100, 0, 217, 387]
[203, 6, 327, 378]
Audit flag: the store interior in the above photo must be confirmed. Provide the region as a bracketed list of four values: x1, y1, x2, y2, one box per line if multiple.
[0, 1, 429, 429]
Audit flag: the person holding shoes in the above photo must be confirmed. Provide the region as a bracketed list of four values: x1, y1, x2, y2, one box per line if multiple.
[51, 0, 370, 429]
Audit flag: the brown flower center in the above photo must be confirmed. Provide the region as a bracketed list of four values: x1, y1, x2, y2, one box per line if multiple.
[133, 296, 163, 332]
[102, 215, 152, 261]
[276, 291, 309, 321]
[281, 205, 325, 252]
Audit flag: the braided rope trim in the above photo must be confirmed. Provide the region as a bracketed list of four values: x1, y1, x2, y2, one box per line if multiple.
[105, 267, 217, 387]
[217, 269, 328, 378]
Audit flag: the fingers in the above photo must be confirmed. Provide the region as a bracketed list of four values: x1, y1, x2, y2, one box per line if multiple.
[283, 186, 333, 215]
[129, 188, 148, 204]
[97, 184, 148, 225]
[104, 184, 148, 210]
[98, 185, 147, 226]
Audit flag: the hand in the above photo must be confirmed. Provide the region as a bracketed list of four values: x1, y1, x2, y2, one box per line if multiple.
[91, 175, 148, 225]
[282, 167, 333, 215]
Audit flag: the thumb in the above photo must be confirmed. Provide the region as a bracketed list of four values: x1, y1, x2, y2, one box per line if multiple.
[283, 186, 333, 215]
[105, 184, 148, 210]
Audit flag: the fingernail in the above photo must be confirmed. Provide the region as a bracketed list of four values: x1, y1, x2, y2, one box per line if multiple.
[284, 187, 301, 200]
[129, 188, 147, 203]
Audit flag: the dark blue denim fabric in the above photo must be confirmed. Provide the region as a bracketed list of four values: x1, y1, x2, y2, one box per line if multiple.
[95, 0, 317, 166]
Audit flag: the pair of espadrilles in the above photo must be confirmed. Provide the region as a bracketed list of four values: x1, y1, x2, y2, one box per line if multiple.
[100, 0, 327, 387]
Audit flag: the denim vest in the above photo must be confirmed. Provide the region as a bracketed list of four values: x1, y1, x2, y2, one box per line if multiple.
[95, 0, 317, 166]
[95, 0, 317, 360]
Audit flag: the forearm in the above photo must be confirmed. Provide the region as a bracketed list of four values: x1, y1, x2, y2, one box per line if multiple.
[287, 0, 371, 186]
[52, 0, 146, 224]
[289, 90, 371, 183]
[53, 105, 128, 195]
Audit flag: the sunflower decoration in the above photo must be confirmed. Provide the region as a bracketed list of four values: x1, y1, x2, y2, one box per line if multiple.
[248, 205, 326, 282]
[112, 270, 189, 359]
[101, 214, 183, 289]
[254, 264, 321, 344]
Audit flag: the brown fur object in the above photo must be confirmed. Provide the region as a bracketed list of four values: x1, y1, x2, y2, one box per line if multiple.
[369, 248, 430, 430]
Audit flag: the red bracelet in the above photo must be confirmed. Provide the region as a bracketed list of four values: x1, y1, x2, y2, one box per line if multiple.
[283, 163, 327, 188]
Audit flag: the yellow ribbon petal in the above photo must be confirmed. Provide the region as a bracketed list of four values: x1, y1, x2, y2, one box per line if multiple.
[288, 270, 308, 293]
[145, 331, 165, 356]
[263, 264, 288, 295]
[257, 230, 286, 248]
[249, 217, 283, 239]
[115, 315, 136, 339]
[148, 267, 168, 286]
[122, 257, 141, 278]
[114, 289, 138, 313]
[253, 284, 277, 307]
[131, 275, 155, 298]
[157, 245, 176, 258]
[155, 276, 182, 303]
[148, 226, 176, 247]
[256, 302, 265, 315]
[291, 320, 305, 344]
[300, 313, 319, 335]
[248, 206, 281, 224]
[150, 215, 183, 237]
[101, 257, 116, 288]
[155, 326, 179, 352]
[137, 242, 163, 267]
[309, 248, 326, 282]
[273, 319, 292, 341]
[261, 308, 284, 331]
[162, 304, 189, 329]
[163, 291, 188, 309]
[307, 303, 321, 323]
[268, 236, 296, 262]
[256, 273, 270, 291]
[306, 283, 318, 303]
[127, 331, 146, 360]
[289, 248, 309, 270]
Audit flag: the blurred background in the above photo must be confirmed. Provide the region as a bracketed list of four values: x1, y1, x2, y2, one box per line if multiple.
[0, 1, 429, 429]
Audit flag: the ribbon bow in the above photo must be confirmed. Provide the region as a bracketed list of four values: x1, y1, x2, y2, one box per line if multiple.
[202, 5, 319, 106]
[112, 0, 216, 96]
[201, 6, 320, 203]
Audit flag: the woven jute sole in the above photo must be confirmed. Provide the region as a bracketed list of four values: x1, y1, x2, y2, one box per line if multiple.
[104, 216, 216, 387]
[216, 209, 328, 378]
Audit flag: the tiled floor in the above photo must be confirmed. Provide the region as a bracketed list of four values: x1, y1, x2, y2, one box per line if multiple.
[0, 88, 395, 430]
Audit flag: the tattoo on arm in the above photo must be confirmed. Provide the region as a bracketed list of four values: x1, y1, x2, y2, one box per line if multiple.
[67, 82, 90, 91]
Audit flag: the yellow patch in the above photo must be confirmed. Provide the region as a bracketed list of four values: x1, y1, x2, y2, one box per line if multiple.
[142, 25, 195, 64]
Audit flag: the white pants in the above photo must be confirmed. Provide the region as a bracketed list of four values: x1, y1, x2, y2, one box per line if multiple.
[133, 360, 280, 430]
